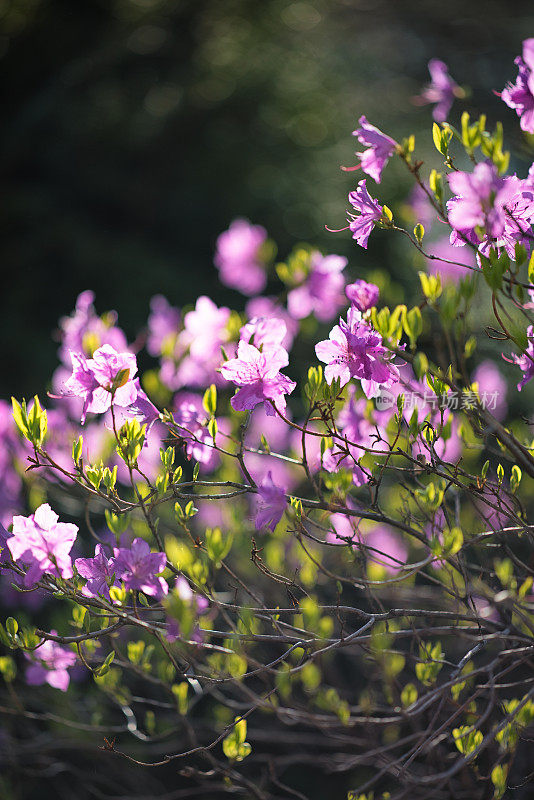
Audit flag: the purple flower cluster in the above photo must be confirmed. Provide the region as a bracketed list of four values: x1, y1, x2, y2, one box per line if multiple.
[315, 306, 399, 398]
[416, 59, 459, 122]
[287, 252, 347, 322]
[75, 544, 118, 600]
[350, 116, 397, 184]
[146, 295, 181, 357]
[507, 325, 534, 391]
[8, 504, 78, 586]
[501, 39, 534, 133]
[25, 633, 77, 692]
[173, 392, 219, 469]
[220, 337, 296, 417]
[64, 344, 138, 424]
[345, 280, 379, 311]
[160, 296, 232, 390]
[76, 539, 168, 600]
[57, 290, 128, 366]
[255, 472, 287, 532]
[214, 219, 268, 296]
[347, 180, 383, 249]
[322, 386, 374, 486]
[113, 538, 168, 599]
[447, 165, 534, 258]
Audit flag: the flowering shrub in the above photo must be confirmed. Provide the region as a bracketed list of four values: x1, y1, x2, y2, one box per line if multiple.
[3, 43, 534, 800]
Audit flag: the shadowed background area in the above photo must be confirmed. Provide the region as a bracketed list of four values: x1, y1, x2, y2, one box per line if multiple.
[2, 0, 534, 397]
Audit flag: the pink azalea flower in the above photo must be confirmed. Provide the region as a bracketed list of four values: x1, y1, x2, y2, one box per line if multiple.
[426, 236, 476, 284]
[75, 544, 118, 599]
[113, 538, 168, 599]
[255, 472, 287, 532]
[245, 296, 298, 351]
[58, 291, 128, 368]
[214, 219, 268, 296]
[365, 526, 407, 574]
[345, 280, 379, 311]
[322, 387, 374, 486]
[315, 306, 399, 397]
[173, 392, 219, 469]
[220, 340, 296, 416]
[408, 184, 435, 231]
[64, 344, 138, 424]
[473, 360, 508, 421]
[347, 180, 383, 249]
[244, 405, 297, 489]
[326, 512, 359, 545]
[501, 39, 534, 133]
[287, 252, 347, 322]
[124, 378, 160, 434]
[161, 296, 231, 390]
[25, 633, 77, 691]
[505, 325, 534, 391]
[240, 316, 288, 354]
[350, 116, 397, 184]
[147, 295, 180, 357]
[416, 59, 460, 122]
[447, 163, 518, 241]
[8, 504, 78, 586]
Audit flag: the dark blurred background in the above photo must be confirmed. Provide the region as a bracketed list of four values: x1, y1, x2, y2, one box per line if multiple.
[2, 0, 534, 398]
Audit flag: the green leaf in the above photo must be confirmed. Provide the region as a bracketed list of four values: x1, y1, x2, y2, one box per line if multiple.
[202, 384, 217, 416]
[453, 725, 483, 756]
[401, 683, 418, 708]
[222, 717, 252, 762]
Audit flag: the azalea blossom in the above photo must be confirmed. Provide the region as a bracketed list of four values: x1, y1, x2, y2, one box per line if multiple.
[326, 512, 358, 545]
[160, 296, 231, 390]
[25, 633, 77, 691]
[447, 163, 515, 240]
[506, 325, 534, 391]
[240, 316, 288, 354]
[255, 472, 287, 532]
[146, 295, 180, 357]
[350, 116, 397, 183]
[416, 59, 460, 122]
[426, 236, 476, 284]
[473, 360, 508, 421]
[220, 340, 296, 416]
[501, 38, 534, 133]
[113, 538, 168, 598]
[315, 306, 399, 397]
[447, 164, 534, 248]
[58, 290, 128, 367]
[173, 392, 219, 468]
[347, 180, 383, 249]
[64, 344, 138, 423]
[214, 219, 268, 296]
[8, 504, 78, 587]
[365, 526, 407, 574]
[345, 279, 379, 311]
[245, 296, 298, 351]
[75, 544, 117, 599]
[322, 386, 374, 485]
[124, 379, 160, 434]
[287, 252, 347, 322]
